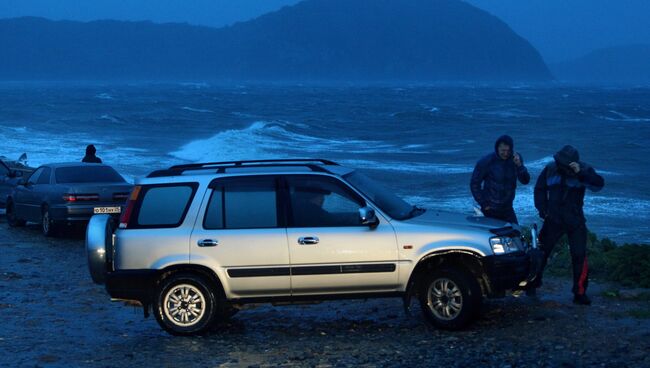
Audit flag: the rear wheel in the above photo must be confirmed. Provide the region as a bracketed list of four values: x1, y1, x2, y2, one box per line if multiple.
[41, 206, 58, 237]
[418, 267, 481, 331]
[6, 201, 26, 227]
[154, 273, 218, 336]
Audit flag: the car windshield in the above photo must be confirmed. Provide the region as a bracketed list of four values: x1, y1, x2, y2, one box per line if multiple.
[343, 171, 420, 220]
[55, 166, 126, 184]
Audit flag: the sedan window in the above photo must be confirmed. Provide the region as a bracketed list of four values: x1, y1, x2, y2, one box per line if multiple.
[37, 167, 51, 185]
[55, 166, 125, 184]
[27, 168, 43, 185]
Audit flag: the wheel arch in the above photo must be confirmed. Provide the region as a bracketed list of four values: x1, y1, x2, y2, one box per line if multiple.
[155, 264, 226, 300]
[406, 249, 489, 299]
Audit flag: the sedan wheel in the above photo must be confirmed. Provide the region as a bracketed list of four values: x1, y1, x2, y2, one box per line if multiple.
[42, 208, 58, 237]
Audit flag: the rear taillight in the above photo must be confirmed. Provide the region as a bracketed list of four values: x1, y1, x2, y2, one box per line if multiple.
[119, 186, 141, 229]
[63, 194, 99, 202]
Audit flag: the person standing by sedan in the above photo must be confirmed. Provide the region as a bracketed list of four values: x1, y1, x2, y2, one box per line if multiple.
[470, 135, 530, 224]
[82, 144, 102, 163]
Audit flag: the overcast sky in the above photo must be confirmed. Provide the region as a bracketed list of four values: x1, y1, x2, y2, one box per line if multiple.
[1, 0, 649, 63]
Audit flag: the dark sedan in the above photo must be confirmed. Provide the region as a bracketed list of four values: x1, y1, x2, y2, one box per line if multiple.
[6, 163, 133, 236]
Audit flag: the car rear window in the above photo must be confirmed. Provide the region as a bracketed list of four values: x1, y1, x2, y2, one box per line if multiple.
[136, 185, 196, 227]
[55, 166, 125, 184]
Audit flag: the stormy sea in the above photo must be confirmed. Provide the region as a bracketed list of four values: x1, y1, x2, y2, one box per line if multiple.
[1, 82, 648, 243]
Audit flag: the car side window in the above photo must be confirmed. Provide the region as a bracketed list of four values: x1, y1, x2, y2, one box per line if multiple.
[204, 177, 278, 230]
[136, 185, 196, 227]
[27, 168, 43, 185]
[36, 167, 51, 185]
[287, 176, 365, 228]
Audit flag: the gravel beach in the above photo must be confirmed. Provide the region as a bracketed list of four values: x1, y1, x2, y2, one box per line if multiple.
[1, 216, 649, 368]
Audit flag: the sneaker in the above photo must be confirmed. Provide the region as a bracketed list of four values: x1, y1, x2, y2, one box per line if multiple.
[573, 294, 592, 305]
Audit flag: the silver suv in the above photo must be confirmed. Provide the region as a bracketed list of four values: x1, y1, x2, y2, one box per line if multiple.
[87, 159, 532, 335]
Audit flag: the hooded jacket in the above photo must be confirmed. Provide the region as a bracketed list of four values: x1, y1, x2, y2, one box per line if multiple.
[82, 145, 102, 164]
[534, 145, 605, 227]
[470, 135, 530, 211]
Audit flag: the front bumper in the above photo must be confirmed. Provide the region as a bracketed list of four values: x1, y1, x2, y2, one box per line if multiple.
[482, 251, 530, 294]
[51, 204, 124, 222]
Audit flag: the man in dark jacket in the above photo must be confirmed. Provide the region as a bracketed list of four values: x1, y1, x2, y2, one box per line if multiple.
[470, 135, 530, 223]
[532, 145, 604, 305]
[82, 144, 102, 163]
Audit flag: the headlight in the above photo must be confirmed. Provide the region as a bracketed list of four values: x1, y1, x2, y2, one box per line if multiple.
[490, 236, 520, 254]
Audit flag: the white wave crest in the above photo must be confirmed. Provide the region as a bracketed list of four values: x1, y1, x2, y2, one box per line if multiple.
[170, 121, 429, 163]
[95, 93, 113, 100]
[181, 106, 214, 113]
[340, 159, 473, 175]
[99, 114, 124, 124]
[598, 110, 650, 123]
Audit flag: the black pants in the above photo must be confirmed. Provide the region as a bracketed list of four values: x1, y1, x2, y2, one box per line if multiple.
[535, 219, 589, 295]
[483, 207, 518, 224]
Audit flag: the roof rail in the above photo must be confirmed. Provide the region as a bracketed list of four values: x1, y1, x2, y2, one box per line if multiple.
[146, 159, 340, 178]
[169, 158, 339, 171]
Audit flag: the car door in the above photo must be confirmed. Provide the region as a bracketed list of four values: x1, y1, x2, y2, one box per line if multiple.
[14, 167, 43, 221]
[33, 166, 53, 209]
[284, 175, 399, 295]
[190, 176, 291, 299]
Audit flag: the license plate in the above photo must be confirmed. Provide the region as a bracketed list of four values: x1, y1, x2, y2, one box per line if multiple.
[94, 207, 121, 214]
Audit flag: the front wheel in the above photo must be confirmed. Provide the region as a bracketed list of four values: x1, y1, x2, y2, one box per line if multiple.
[418, 268, 482, 330]
[154, 273, 217, 336]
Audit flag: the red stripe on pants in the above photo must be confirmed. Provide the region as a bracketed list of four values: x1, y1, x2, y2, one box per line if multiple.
[578, 257, 588, 295]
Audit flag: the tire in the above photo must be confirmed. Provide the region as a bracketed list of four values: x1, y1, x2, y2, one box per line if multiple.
[418, 267, 482, 331]
[41, 206, 58, 237]
[154, 273, 218, 336]
[6, 201, 26, 227]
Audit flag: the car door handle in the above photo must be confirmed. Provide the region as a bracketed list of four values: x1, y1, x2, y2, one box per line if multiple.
[197, 239, 219, 247]
[298, 236, 319, 245]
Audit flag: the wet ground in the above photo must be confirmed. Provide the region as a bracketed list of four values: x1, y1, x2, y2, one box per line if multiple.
[1, 216, 649, 367]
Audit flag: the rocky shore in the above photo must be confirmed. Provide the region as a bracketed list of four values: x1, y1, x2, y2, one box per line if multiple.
[1, 218, 649, 367]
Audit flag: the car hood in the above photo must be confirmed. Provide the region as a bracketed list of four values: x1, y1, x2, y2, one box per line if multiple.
[401, 209, 515, 231]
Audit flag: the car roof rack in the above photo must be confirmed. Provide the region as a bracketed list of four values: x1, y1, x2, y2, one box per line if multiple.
[146, 159, 340, 178]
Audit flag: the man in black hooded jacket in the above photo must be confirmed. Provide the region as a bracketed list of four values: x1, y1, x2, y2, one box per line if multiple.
[470, 135, 530, 223]
[82, 144, 102, 164]
[532, 145, 604, 305]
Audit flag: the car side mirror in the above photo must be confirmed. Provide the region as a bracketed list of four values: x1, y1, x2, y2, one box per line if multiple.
[18, 177, 28, 186]
[359, 206, 379, 228]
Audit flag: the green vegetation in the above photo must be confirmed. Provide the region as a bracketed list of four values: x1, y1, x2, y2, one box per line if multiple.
[627, 309, 650, 319]
[523, 228, 650, 288]
[600, 290, 650, 301]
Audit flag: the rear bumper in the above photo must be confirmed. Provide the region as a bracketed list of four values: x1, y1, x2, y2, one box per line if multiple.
[482, 251, 530, 294]
[106, 270, 157, 302]
[50, 204, 124, 222]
